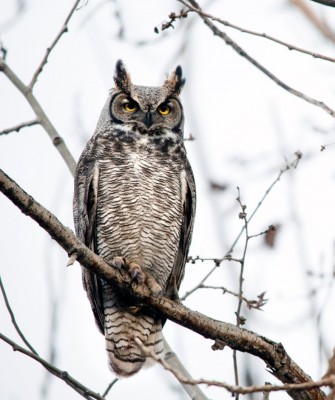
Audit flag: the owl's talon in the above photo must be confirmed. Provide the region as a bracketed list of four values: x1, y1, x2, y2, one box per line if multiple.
[128, 262, 145, 284]
[112, 256, 125, 270]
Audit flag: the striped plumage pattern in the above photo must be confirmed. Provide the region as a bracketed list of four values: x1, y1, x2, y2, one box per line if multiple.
[73, 61, 196, 377]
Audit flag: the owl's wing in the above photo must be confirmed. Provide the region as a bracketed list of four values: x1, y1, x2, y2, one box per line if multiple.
[73, 146, 104, 334]
[165, 160, 196, 300]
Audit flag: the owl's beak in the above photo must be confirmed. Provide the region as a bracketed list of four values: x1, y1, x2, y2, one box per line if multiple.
[144, 111, 152, 128]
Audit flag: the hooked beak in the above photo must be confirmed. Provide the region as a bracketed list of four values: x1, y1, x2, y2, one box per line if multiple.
[144, 111, 152, 128]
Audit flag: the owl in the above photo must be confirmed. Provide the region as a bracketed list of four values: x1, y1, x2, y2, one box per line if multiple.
[73, 60, 196, 377]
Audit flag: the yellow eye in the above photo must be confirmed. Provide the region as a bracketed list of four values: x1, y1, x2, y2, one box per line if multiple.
[123, 101, 138, 113]
[158, 104, 171, 115]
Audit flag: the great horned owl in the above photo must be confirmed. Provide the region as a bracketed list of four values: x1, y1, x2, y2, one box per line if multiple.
[73, 60, 196, 377]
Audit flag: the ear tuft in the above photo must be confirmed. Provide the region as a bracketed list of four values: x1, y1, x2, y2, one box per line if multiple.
[164, 65, 186, 97]
[114, 60, 132, 94]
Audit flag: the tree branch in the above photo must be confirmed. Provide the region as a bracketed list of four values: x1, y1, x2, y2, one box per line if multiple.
[0, 168, 327, 400]
[0, 59, 76, 175]
[29, 0, 82, 89]
[179, 0, 335, 119]
[0, 332, 105, 400]
[162, 5, 335, 63]
[137, 338, 335, 396]
[0, 119, 40, 136]
[292, 0, 335, 43]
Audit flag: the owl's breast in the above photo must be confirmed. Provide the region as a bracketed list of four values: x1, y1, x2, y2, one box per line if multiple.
[95, 137, 186, 288]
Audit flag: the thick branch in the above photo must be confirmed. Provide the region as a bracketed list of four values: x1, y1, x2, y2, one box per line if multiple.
[0, 169, 326, 400]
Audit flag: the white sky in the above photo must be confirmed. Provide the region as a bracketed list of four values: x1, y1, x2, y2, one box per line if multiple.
[1, 1, 335, 399]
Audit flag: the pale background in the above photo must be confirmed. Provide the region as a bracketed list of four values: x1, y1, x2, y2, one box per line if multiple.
[1, 1, 335, 399]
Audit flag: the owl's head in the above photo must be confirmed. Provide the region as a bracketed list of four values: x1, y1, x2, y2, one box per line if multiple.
[109, 60, 185, 134]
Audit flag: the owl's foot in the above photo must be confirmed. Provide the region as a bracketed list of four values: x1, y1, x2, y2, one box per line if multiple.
[111, 256, 163, 296]
[145, 274, 163, 297]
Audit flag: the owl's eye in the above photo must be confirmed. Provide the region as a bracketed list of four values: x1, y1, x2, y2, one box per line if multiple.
[123, 101, 138, 113]
[158, 104, 171, 116]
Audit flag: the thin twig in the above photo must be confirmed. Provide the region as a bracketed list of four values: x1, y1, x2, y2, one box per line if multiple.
[291, 0, 335, 43]
[0, 332, 105, 400]
[163, 338, 210, 400]
[29, 0, 82, 89]
[0, 59, 76, 175]
[0, 276, 105, 399]
[197, 285, 268, 310]
[175, 1, 335, 63]
[0, 276, 38, 354]
[179, 0, 335, 119]
[102, 379, 118, 397]
[0, 119, 40, 136]
[182, 154, 300, 302]
[233, 188, 250, 399]
[135, 338, 334, 395]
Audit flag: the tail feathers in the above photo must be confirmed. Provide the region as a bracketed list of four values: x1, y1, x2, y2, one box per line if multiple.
[104, 309, 164, 377]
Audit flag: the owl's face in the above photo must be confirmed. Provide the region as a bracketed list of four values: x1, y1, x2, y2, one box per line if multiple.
[110, 89, 183, 132]
[109, 61, 185, 135]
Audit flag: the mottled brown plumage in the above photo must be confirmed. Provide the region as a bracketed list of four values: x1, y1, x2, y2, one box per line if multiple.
[73, 60, 196, 377]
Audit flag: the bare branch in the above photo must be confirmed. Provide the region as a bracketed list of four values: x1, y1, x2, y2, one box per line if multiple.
[163, 338, 210, 400]
[0, 60, 76, 175]
[291, 0, 335, 42]
[136, 338, 335, 396]
[0, 276, 105, 399]
[179, 0, 335, 119]
[164, 4, 335, 63]
[0, 332, 105, 400]
[0, 276, 38, 354]
[29, 0, 82, 89]
[0, 168, 327, 400]
[196, 285, 268, 310]
[102, 379, 118, 397]
[0, 119, 40, 136]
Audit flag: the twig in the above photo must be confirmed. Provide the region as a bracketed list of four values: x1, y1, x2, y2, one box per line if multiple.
[0, 119, 40, 136]
[228, 152, 302, 255]
[291, 0, 335, 43]
[136, 338, 334, 395]
[196, 285, 268, 310]
[0, 332, 105, 400]
[180, 264, 217, 300]
[0, 168, 327, 400]
[182, 154, 300, 302]
[171, 3, 335, 63]
[0, 276, 38, 354]
[179, 0, 335, 119]
[0, 276, 105, 400]
[102, 379, 118, 397]
[162, 338, 210, 400]
[0, 60, 76, 175]
[29, 0, 82, 89]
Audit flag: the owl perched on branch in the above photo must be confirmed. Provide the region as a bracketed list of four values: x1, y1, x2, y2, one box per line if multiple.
[73, 60, 196, 377]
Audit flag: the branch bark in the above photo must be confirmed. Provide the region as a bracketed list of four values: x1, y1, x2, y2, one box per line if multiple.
[0, 168, 327, 400]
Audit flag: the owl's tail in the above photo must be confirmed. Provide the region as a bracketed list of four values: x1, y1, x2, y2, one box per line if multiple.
[103, 290, 163, 377]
